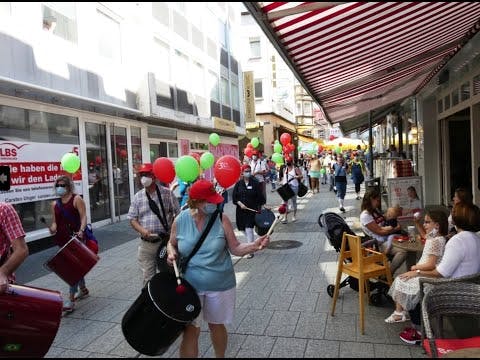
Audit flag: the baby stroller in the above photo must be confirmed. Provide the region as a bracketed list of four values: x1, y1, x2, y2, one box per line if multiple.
[318, 212, 390, 306]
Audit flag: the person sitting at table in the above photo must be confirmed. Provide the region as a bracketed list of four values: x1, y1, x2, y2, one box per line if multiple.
[384, 210, 447, 323]
[397, 202, 480, 345]
[360, 189, 407, 277]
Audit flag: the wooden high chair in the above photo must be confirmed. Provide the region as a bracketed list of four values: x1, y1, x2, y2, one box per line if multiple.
[330, 233, 393, 334]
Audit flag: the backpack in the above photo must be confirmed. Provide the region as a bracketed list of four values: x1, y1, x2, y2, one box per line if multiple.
[351, 162, 364, 183]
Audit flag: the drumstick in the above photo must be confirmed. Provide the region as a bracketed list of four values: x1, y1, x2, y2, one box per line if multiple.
[172, 260, 187, 295]
[245, 206, 260, 213]
[258, 216, 281, 250]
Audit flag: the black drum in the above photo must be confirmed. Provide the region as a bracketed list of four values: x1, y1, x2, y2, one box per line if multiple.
[277, 183, 295, 202]
[121, 272, 201, 356]
[254, 208, 275, 236]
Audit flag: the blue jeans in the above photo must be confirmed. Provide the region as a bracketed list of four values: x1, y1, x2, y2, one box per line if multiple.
[69, 278, 86, 297]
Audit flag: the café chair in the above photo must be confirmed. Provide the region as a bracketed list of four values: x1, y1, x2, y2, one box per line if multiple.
[421, 282, 480, 358]
[330, 233, 393, 334]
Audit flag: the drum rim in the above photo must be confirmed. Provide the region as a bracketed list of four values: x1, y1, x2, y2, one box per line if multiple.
[147, 280, 196, 324]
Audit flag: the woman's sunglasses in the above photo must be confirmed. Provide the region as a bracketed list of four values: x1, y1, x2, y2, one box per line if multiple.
[55, 184, 67, 188]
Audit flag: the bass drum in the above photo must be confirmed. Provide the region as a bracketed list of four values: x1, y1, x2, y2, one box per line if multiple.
[45, 236, 99, 286]
[0, 284, 63, 358]
[122, 272, 201, 356]
[254, 208, 275, 236]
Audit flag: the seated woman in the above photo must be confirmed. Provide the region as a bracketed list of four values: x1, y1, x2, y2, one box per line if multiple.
[360, 189, 407, 277]
[385, 210, 447, 323]
[398, 202, 480, 345]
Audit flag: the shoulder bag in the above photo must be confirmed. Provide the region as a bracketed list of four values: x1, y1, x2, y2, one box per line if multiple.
[156, 209, 221, 274]
[145, 185, 170, 244]
[295, 167, 308, 197]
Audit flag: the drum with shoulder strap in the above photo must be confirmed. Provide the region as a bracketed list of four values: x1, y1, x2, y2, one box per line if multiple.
[254, 208, 276, 236]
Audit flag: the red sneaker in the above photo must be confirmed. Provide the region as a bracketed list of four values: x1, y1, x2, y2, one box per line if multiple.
[399, 327, 422, 345]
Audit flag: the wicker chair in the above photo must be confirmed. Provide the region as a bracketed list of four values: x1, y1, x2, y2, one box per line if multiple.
[421, 282, 480, 357]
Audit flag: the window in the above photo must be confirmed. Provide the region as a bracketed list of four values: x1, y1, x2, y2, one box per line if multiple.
[174, 50, 190, 90]
[461, 82, 470, 101]
[0, 105, 78, 144]
[452, 88, 459, 106]
[208, 71, 220, 102]
[190, 142, 209, 151]
[437, 99, 443, 114]
[131, 127, 142, 194]
[147, 126, 177, 140]
[474, 74, 480, 96]
[192, 61, 204, 96]
[249, 38, 261, 58]
[296, 102, 302, 115]
[97, 10, 121, 62]
[150, 142, 178, 160]
[218, 19, 227, 49]
[444, 95, 450, 111]
[254, 79, 263, 98]
[153, 38, 170, 82]
[221, 77, 230, 106]
[303, 102, 312, 116]
[231, 83, 239, 109]
[42, 3, 77, 43]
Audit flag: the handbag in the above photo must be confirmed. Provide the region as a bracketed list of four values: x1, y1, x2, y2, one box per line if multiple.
[156, 209, 221, 274]
[297, 182, 308, 197]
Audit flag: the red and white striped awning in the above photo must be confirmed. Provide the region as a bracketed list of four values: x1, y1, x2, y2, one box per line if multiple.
[244, 2, 480, 127]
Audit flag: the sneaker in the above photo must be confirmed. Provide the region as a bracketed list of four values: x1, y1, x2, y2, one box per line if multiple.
[75, 287, 90, 300]
[340, 207, 346, 212]
[292, 216, 297, 222]
[246, 253, 254, 259]
[399, 327, 422, 345]
[62, 299, 75, 313]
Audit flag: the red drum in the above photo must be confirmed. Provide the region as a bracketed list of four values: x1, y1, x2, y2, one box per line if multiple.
[0, 284, 62, 358]
[45, 236, 99, 286]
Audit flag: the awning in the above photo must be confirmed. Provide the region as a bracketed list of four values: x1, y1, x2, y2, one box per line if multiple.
[244, 2, 480, 130]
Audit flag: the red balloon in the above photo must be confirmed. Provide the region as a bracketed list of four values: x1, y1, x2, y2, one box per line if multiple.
[190, 152, 201, 164]
[284, 155, 292, 162]
[153, 157, 176, 184]
[288, 143, 295, 151]
[280, 133, 291, 146]
[244, 147, 253, 157]
[329, 135, 335, 141]
[246, 143, 254, 148]
[283, 145, 291, 154]
[120, 149, 127, 158]
[214, 155, 241, 188]
[95, 155, 102, 165]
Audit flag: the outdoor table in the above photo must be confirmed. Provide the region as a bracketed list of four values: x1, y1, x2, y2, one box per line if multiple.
[392, 236, 424, 271]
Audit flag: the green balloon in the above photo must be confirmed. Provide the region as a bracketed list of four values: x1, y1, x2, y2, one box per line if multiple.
[200, 151, 215, 170]
[274, 139, 280, 144]
[61, 153, 80, 174]
[175, 155, 200, 182]
[209, 133, 220, 147]
[335, 146, 342, 154]
[274, 143, 283, 154]
[251, 137, 260, 148]
[272, 153, 284, 165]
[320, 168, 326, 175]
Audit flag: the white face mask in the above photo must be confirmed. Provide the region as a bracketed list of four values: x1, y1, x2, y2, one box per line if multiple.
[252, 156, 257, 161]
[243, 171, 251, 178]
[427, 227, 438, 237]
[141, 176, 153, 187]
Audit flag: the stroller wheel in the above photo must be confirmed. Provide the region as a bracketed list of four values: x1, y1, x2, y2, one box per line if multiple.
[327, 284, 335, 297]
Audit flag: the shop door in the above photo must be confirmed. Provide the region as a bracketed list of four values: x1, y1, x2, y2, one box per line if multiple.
[110, 125, 131, 219]
[441, 108, 472, 203]
[85, 122, 111, 222]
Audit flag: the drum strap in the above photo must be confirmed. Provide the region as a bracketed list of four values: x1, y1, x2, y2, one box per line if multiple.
[179, 209, 220, 273]
[145, 185, 169, 233]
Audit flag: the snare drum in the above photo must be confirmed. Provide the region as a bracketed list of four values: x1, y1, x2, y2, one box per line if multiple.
[45, 236, 99, 286]
[0, 284, 62, 358]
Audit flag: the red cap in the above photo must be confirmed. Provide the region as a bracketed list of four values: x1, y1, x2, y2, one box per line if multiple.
[138, 163, 153, 174]
[241, 164, 251, 172]
[189, 180, 224, 204]
[89, 162, 94, 166]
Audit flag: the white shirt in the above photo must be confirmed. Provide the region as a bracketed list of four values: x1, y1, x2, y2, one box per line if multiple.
[249, 159, 266, 183]
[282, 166, 299, 187]
[360, 210, 387, 243]
[436, 231, 480, 278]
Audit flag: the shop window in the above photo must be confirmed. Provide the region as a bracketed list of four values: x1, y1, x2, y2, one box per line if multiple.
[452, 88, 459, 106]
[437, 99, 443, 114]
[147, 125, 177, 140]
[150, 141, 178, 161]
[131, 126, 142, 194]
[444, 95, 450, 111]
[461, 82, 470, 101]
[42, 3, 78, 43]
[190, 142, 209, 151]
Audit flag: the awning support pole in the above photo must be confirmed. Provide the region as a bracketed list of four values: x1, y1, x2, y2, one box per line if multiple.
[369, 111, 374, 178]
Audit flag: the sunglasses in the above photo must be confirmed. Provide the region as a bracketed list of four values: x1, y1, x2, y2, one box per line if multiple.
[55, 184, 67, 188]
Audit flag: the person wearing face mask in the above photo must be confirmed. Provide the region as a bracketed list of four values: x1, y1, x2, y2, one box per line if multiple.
[279, 159, 303, 224]
[384, 210, 447, 324]
[127, 163, 180, 286]
[166, 179, 270, 358]
[232, 164, 266, 259]
[249, 151, 268, 201]
[48, 175, 88, 313]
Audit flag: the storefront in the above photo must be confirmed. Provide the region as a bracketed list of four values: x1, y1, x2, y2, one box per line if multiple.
[0, 94, 146, 242]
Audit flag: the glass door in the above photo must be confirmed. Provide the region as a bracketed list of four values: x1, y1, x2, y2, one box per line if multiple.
[110, 125, 131, 218]
[85, 122, 111, 222]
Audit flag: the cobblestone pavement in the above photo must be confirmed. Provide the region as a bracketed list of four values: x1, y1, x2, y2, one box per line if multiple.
[25, 180, 426, 358]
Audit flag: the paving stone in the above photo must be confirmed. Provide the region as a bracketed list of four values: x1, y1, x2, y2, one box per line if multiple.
[236, 335, 276, 358]
[289, 291, 319, 312]
[82, 323, 124, 354]
[236, 309, 274, 335]
[339, 341, 375, 358]
[374, 343, 418, 358]
[265, 310, 300, 337]
[304, 339, 340, 358]
[294, 312, 327, 339]
[264, 291, 295, 311]
[269, 337, 307, 358]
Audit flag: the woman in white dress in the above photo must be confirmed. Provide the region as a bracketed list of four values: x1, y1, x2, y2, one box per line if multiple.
[384, 210, 448, 323]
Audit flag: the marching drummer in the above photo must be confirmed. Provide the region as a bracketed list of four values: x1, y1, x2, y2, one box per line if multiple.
[0, 202, 29, 294]
[232, 164, 266, 259]
[48, 175, 88, 313]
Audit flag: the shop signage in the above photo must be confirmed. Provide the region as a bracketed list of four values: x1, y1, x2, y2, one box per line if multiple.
[243, 71, 256, 123]
[0, 141, 83, 204]
[387, 176, 423, 212]
[213, 117, 236, 133]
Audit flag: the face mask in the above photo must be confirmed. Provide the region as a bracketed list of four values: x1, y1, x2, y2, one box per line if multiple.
[252, 156, 257, 161]
[56, 187, 67, 196]
[141, 176, 153, 187]
[203, 203, 218, 214]
[427, 227, 438, 237]
[243, 171, 251, 178]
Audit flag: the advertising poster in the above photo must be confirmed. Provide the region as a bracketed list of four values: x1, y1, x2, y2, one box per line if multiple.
[387, 176, 423, 215]
[0, 141, 83, 204]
